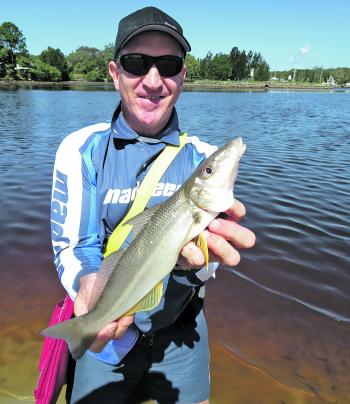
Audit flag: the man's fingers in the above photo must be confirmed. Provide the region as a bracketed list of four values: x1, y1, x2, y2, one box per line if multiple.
[178, 199, 256, 269]
[89, 315, 134, 353]
[224, 199, 246, 221]
[114, 315, 134, 339]
[179, 241, 205, 268]
[90, 322, 119, 352]
[206, 231, 241, 266]
[179, 233, 241, 268]
[208, 219, 256, 249]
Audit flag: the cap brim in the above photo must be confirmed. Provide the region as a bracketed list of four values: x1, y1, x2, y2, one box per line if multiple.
[120, 24, 191, 53]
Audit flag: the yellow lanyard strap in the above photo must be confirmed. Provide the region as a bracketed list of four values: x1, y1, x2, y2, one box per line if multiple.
[103, 133, 188, 258]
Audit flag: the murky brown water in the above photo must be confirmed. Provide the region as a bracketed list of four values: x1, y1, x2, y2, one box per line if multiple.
[0, 87, 349, 403]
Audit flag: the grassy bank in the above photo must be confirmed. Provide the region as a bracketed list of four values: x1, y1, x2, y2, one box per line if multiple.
[0, 78, 341, 91]
[185, 79, 337, 90]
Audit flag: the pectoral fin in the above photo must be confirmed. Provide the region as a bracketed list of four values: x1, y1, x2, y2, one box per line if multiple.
[196, 231, 209, 270]
[124, 281, 163, 316]
[125, 205, 160, 238]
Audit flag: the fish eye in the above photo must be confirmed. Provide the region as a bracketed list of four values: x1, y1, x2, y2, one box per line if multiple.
[205, 166, 213, 175]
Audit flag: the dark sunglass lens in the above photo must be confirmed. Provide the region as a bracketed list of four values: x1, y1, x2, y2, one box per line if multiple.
[120, 54, 183, 77]
[157, 57, 183, 77]
[121, 55, 150, 75]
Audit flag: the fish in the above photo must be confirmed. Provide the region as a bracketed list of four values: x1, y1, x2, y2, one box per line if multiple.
[41, 137, 246, 360]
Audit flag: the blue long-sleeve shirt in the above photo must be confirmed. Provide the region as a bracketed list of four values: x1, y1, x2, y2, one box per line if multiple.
[51, 105, 218, 335]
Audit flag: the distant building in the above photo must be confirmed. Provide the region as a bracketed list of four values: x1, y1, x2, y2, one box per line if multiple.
[326, 76, 336, 86]
[14, 64, 30, 72]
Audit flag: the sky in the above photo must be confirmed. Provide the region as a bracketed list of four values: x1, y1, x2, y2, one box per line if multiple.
[1, 0, 349, 71]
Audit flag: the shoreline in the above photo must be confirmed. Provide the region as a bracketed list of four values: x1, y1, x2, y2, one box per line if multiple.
[0, 79, 345, 91]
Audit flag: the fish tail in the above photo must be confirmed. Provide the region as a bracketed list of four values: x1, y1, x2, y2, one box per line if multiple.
[41, 316, 96, 360]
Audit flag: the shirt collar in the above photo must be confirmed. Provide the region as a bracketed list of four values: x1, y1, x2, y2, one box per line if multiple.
[111, 103, 181, 146]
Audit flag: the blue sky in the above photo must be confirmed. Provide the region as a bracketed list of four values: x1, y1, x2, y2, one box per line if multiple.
[1, 0, 349, 70]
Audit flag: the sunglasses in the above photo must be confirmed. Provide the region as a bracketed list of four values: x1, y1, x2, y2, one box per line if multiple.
[117, 53, 184, 77]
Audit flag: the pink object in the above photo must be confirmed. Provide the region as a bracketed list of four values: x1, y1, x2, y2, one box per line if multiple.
[34, 294, 74, 404]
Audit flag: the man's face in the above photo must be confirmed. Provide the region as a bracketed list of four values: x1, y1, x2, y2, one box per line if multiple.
[109, 31, 186, 136]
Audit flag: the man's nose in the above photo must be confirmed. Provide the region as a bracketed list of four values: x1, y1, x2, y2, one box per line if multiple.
[142, 64, 163, 89]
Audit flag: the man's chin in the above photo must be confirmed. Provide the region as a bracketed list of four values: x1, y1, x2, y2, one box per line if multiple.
[137, 111, 170, 135]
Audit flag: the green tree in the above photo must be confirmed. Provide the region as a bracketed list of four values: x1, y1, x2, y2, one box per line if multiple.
[209, 53, 231, 80]
[29, 56, 61, 81]
[85, 68, 106, 82]
[237, 50, 248, 80]
[39, 47, 69, 80]
[0, 48, 9, 77]
[15, 54, 31, 80]
[99, 43, 114, 81]
[230, 47, 270, 81]
[332, 67, 350, 85]
[229, 47, 240, 80]
[254, 60, 270, 81]
[245, 50, 254, 78]
[230, 47, 248, 80]
[67, 46, 106, 81]
[199, 51, 213, 79]
[0, 22, 28, 79]
[185, 53, 200, 79]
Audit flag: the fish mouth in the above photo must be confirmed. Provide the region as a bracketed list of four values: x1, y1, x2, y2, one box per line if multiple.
[216, 137, 246, 170]
[218, 137, 246, 190]
[227, 137, 246, 158]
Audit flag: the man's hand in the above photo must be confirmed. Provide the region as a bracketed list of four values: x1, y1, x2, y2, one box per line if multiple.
[74, 273, 134, 353]
[178, 199, 255, 268]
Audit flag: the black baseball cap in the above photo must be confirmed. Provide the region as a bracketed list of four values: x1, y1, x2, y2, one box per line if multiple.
[114, 7, 191, 58]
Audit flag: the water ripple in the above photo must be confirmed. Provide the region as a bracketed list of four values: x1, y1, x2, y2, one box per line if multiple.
[228, 268, 350, 323]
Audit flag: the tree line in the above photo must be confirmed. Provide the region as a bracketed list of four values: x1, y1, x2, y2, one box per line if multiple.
[186, 48, 270, 81]
[1, 21, 349, 85]
[0, 22, 113, 81]
[273, 67, 350, 86]
[0, 21, 271, 82]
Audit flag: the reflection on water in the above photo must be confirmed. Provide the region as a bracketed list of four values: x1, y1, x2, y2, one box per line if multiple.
[0, 88, 349, 402]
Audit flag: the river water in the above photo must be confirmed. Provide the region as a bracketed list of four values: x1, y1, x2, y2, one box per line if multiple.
[0, 86, 349, 403]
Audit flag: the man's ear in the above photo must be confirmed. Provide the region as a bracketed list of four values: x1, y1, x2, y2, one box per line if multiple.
[178, 63, 187, 92]
[181, 63, 187, 82]
[108, 61, 120, 90]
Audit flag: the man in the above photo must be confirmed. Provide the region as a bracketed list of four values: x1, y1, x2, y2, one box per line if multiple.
[51, 6, 255, 403]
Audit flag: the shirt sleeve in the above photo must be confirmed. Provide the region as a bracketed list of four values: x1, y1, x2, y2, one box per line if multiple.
[51, 131, 102, 299]
[172, 262, 220, 287]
